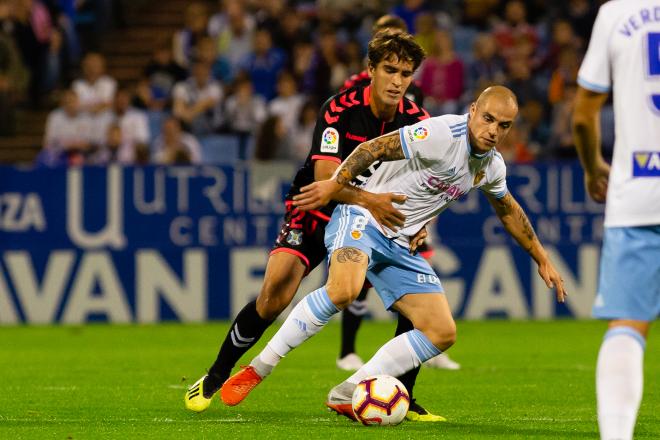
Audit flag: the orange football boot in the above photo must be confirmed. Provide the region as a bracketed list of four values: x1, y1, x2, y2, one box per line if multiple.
[220, 365, 263, 406]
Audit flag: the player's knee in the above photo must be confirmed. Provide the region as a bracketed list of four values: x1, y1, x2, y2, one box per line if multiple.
[325, 281, 361, 310]
[423, 321, 456, 351]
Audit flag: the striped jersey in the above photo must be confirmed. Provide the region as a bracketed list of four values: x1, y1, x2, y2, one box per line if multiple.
[286, 85, 429, 217]
[354, 113, 508, 247]
[578, 0, 660, 227]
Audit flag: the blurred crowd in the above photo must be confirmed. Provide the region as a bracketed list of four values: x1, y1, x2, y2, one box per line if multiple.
[0, 0, 615, 166]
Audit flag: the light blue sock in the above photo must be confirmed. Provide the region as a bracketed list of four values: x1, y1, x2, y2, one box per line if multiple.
[347, 329, 441, 384]
[255, 287, 339, 375]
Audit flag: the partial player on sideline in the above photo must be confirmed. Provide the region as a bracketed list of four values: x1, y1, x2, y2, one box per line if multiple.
[572, 2, 660, 439]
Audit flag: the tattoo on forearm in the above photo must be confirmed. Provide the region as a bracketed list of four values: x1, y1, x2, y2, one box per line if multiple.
[336, 132, 405, 185]
[495, 194, 538, 252]
[335, 247, 366, 263]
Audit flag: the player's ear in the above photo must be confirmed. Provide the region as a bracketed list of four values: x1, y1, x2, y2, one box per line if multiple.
[367, 62, 375, 78]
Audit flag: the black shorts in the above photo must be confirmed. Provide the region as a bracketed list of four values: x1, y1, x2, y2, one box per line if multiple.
[270, 202, 330, 275]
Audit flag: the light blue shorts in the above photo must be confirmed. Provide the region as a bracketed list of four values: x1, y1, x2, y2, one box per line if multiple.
[324, 205, 444, 310]
[593, 225, 660, 321]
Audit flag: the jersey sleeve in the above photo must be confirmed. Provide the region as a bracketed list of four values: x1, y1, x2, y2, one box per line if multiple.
[577, 4, 615, 93]
[398, 117, 452, 161]
[308, 97, 344, 165]
[479, 153, 508, 199]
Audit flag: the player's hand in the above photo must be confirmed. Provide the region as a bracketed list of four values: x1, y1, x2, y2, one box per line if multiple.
[537, 259, 567, 303]
[409, 225, 427, 254]
[364, 192, 406, 231]
[585, 159, 610, 203]
[293, 180, 342, 210]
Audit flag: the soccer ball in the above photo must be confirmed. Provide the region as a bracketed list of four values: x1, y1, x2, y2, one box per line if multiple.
[351, 375, 410, 426]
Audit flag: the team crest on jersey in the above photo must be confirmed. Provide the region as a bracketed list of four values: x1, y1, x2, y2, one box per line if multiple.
[286, 230, 303, 246]
[632, 151, 660, 176]
[351, 229, 362, 240]
[320, 127, 339, 153]
[405, 124, 430, 144]
[473, 170, 485, 185]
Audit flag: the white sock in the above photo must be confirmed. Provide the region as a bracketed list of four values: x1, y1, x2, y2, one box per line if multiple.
[252, 287, 339, 376]
[347, 329, 441, 385]
[597, 327, 645, 440]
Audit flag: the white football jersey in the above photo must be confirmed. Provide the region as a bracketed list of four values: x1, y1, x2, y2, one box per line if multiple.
[578, 0, 660, 227]
[355, 113, 508, 247]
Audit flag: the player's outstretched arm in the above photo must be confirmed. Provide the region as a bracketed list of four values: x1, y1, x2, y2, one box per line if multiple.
[487, 193, 567, 303]
[293, 131, 405, 210]
[572, 86, 610, 203]
[309, 159, 406, 230]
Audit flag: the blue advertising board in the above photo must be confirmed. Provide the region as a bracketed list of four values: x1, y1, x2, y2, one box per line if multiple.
[0, 162, 603, 324]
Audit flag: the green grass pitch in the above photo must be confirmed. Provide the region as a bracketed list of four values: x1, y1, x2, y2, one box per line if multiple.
[1, 320, 658, 439]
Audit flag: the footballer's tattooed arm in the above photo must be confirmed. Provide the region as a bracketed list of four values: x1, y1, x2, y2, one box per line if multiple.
[293, 131, 406, 211]
[487, 192, 567, 302]
[335, 131, 405, 185]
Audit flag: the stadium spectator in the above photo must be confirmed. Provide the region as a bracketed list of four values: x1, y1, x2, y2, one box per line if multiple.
[141, 43, 188, 110]
[413, 12, 436, 55]
[195, 36, 231, 83]
[467, 33, 506, 93]
[547, 47, 580, 105]
[304, 27, 347, 100]
[289, 99, 319, 164]
[208, 0, 255, 80]
[42, 88, 93, 163]
[11, 0, 57, 107]
[88, 123, 133, 165]
[391, 0, 428, 34]
[152, 117, 202, 164]
[268, 70, 304, 135]
[224, 74, 267, 159]
[239, 27, 286, 101]
[0, 1, 29, 136]
[172, 59, 223, 136]
[172, 2, 209, 68]
[417, 29, 464, 115]
[492, 0, 539, 63]
[72, 52, 116, 116]
[94, 88, 150, 161]
[253, 115, 288, 161]
[548, 82, 577, 159]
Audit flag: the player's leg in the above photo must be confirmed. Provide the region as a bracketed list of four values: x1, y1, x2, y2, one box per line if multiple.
[597, 320, 649, 440]
[337, 284, 369, 371]
[220, 247, 369, 405]
[207, 252, 306, 388]
[419, 240, 461, 370]
[593, 225, 659, 440]
[184, 252, 306, 412]
[327, 292, 455, 419]
[185, 205, 324, 412]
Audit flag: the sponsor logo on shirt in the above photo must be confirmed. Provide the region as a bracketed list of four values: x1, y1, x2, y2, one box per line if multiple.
[320, 127, 339, 153]
[425, 176, 466, 199]
[632, 151, 660, 176]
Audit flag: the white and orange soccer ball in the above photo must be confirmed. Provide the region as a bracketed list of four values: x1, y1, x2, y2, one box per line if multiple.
[351, 375, 410, 426]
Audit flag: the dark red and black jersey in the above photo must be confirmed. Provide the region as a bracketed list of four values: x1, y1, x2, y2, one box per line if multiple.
[286, 84, 430, 217]
[341, 70, 425, 107]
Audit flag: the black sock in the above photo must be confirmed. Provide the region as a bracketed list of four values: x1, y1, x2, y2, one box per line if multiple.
[339, 286, 369, 358]
[204, 300, 273, 397]
[394, 313, 420, 401]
